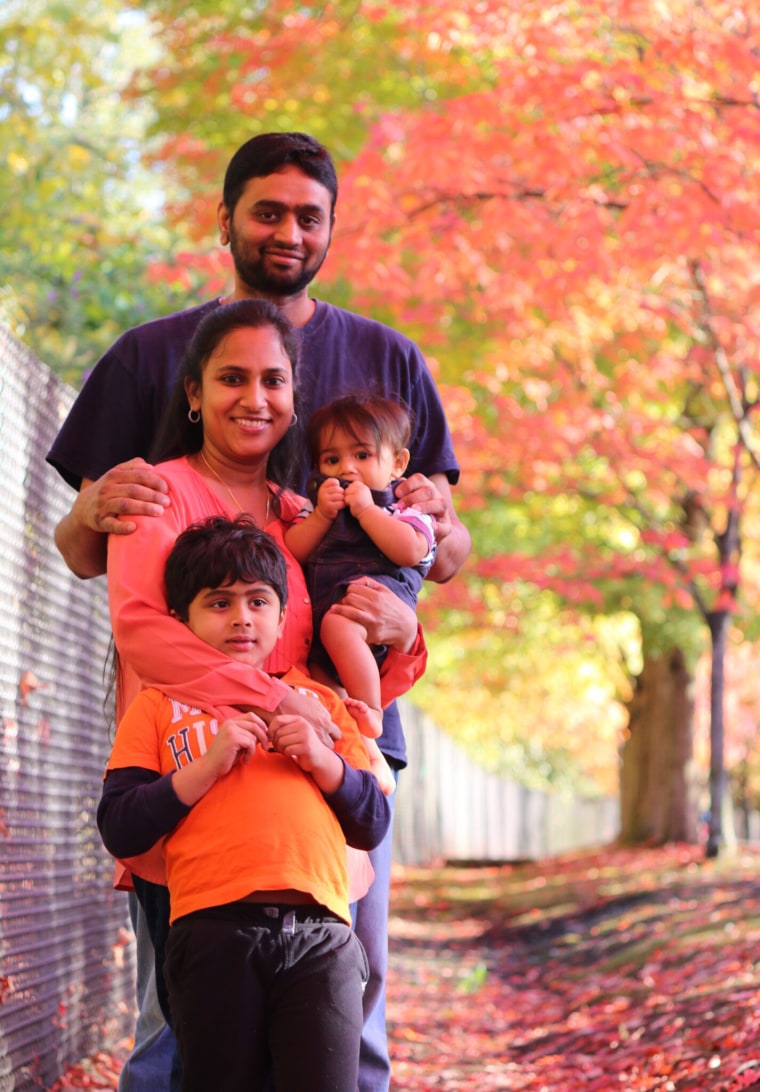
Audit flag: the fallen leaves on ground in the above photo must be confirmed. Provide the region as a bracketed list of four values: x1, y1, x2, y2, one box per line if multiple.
[49, 1046, 131, 1091]
[50, 844, 760, 1090]
[386, 843, 760, 1090]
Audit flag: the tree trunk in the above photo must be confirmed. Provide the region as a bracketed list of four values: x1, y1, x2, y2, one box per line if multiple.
[705, 609, 731, 857]
[619, 646, 699, 845]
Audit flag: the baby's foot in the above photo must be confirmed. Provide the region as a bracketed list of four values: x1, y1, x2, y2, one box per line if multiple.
[343, 697, 384, 739]
[370, 751, 397, 796]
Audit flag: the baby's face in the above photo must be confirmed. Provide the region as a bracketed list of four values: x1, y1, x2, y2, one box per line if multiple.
[185, 579, 285, 667]
[317, 424, 406, 490]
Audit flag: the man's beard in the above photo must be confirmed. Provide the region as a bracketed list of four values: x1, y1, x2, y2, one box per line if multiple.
[229, 229, 329, 297]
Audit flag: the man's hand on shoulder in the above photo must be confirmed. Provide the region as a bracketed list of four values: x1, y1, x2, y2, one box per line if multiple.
[54, 459, 170, 579]
[79, 459, 170, 536]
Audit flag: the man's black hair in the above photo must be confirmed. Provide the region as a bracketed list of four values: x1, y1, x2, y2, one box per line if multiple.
[223, 131, 338, 217]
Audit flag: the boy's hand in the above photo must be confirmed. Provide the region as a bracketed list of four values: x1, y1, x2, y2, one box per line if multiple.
[267, 714, 344, 793]
[172, 712, 268, 806]
[316, 477, 346, 521]
[274, 688, 340, 746]
[344, 481, 373, 518]
[267, 713, 324, 769]
[206, 713, 269, 777]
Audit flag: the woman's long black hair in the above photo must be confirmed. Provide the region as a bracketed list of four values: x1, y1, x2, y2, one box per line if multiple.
[149, 298, 304, 495]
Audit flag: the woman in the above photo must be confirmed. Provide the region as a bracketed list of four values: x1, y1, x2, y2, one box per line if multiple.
[109, 299, 425, 735]
[105, 298, 425, 1046]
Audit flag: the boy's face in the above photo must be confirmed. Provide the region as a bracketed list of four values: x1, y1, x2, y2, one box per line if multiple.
[317, 424, 409, 491]
[183, 579, 285, 668]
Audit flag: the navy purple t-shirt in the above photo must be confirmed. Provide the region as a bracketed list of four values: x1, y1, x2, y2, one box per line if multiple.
[47, 297, 461, 766]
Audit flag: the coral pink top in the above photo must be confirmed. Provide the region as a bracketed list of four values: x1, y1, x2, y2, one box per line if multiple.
[107, 455, 427, 723]
[108, 457, 312, 722]
[106, 456, 425, 890]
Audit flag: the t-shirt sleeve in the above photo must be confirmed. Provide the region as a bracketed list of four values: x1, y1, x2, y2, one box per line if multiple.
[46, 338, 156, 490]
[99, 690, 192, 859]
[405, 344, 460, 485]
[46, 303, 216, 490]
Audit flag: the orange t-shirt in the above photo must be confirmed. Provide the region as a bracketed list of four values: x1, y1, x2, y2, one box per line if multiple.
[106, 668, 376, 925]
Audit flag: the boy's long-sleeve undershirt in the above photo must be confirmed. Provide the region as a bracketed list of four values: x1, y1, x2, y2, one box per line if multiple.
[98, 759, 387, 859]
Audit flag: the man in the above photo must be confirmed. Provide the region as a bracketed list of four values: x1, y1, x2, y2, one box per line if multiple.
[49, 131, 470, 1092]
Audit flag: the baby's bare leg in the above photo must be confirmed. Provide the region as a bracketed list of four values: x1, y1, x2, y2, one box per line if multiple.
[321, 611, 384, 737]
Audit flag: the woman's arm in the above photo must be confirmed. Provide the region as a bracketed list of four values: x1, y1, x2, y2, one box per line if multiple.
[54, 462, 171, 579]
[107, 503, 291, 715]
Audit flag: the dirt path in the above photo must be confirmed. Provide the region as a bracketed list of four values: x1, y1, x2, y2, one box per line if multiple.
[385, 846, 760, 1091]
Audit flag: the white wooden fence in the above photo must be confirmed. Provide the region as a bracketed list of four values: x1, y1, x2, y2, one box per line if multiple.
[394, 699, 619, 865]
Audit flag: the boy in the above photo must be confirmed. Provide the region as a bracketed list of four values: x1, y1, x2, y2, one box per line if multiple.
[284, 394, 436, 792]
[97, 515, 390, 1092]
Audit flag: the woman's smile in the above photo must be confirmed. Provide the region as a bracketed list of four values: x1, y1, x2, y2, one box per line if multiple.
[188, 324, 294, 461]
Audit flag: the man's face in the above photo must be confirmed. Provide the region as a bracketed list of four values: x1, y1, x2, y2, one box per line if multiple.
[222, 165, 334, 298]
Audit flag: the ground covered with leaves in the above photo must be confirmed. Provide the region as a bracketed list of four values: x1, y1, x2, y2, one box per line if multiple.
[386, 844, 760, 1091]
[52, 845, 760, 1091]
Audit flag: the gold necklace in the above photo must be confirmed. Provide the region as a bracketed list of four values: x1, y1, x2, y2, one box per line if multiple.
[199, 450, 271, 525]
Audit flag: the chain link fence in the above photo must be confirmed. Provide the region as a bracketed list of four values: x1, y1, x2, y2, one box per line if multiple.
[0, 325, 135, 1091]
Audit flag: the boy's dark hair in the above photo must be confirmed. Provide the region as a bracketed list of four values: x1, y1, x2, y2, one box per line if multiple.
[306, 392, 413, 466]
[164, 515, 289, 621]
[150, 298, 303, 494]
[223, 131, 339, 218]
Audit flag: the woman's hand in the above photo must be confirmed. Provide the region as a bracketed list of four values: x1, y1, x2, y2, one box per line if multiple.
[329, 578, 417, 653]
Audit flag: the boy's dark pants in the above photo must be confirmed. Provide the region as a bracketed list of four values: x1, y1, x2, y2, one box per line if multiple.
[164, 901, 368, 1092]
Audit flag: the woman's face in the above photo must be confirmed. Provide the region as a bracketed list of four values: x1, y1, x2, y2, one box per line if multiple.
[186, 324, 294, 466]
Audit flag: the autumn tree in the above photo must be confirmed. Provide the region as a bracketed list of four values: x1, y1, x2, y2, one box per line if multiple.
[0, 0, 194, 381]
[8, 0, 760, 849]
[128, 0, 760, 852]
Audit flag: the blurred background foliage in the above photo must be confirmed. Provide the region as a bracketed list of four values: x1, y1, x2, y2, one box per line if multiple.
[4, 0, 760, 814]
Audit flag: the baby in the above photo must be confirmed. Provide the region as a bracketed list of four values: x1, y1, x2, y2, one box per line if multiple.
[285, 392, 436, 794]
